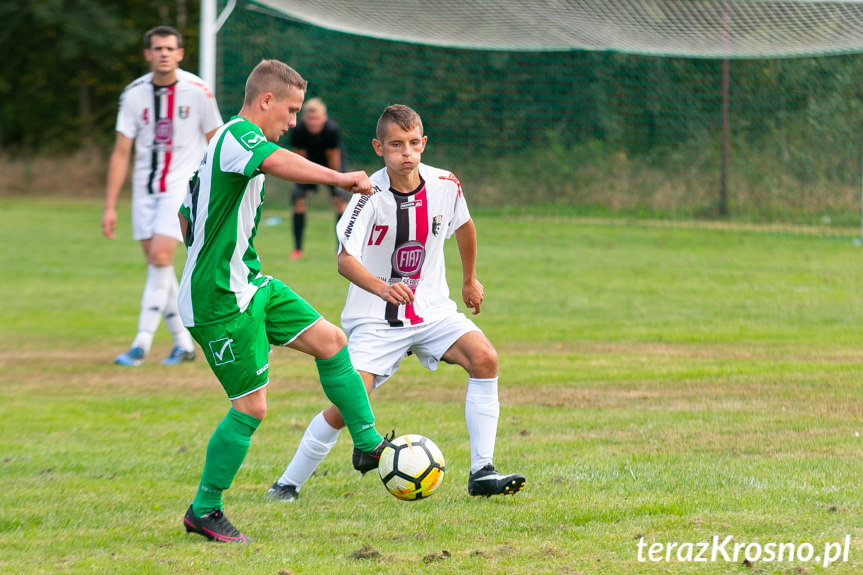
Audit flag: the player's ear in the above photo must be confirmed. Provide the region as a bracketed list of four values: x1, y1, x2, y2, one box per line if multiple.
[372, 139, 384, 157]
[261, 93, 273, 110]
[176, 48, 185, 62]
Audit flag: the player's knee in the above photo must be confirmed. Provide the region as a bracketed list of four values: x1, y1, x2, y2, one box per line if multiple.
[471, 344, 498, 378]
[317, 324, 348, 357]
[146, 245, 176, 266]
[329, 327, 348, 351]
[145, 234, 178, 265]
[147, 253, 173, 266]
[234, 400, 267, 421]
[327, 324, 348, 353]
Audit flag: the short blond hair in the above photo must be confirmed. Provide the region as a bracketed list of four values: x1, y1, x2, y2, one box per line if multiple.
[303, 97, 327, 116]
[244, 60, 308, 106]
[376, 104, 423, 142]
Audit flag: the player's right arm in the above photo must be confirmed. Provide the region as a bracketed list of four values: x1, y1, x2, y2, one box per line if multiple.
[259, 147, 371, 193]
[102, 132, 134, 240]
[337, 250, 414, 306]
[178, 211, 189, 244]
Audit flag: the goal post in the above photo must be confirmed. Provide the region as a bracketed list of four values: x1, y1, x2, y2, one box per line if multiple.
[210, 0, 863, 233]
[199, 0, 237, 97]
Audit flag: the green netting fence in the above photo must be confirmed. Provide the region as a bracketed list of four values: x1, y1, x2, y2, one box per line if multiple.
[219, 0, 863, 231]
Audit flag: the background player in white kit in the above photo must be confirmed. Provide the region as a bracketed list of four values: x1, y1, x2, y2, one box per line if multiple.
[268, 104, 526, 499]
[102, 26, 223, 366]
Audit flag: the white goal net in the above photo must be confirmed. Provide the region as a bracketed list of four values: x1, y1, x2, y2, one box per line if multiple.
[252, 0, 863, 57]
[216, 1, 863, 230]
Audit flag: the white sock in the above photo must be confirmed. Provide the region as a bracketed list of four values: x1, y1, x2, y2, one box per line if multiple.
[163, 271, 194, 351]
[278, 411, 342, 489]
[465, 377, 500, 474]
[131, 264, 173, 354]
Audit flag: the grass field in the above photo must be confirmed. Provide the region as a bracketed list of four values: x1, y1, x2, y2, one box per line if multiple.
[2, 196, 863, 574]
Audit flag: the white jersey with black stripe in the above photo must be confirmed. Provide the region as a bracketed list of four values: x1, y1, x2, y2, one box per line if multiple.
[337, 163, 471, 333]
[116, 69, 222, 198]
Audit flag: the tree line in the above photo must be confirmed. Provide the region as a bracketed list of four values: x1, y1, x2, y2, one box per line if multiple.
[0, 0, 200, 152]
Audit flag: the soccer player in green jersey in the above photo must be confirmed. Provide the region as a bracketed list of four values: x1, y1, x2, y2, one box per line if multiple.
[177, 59, 389, 543]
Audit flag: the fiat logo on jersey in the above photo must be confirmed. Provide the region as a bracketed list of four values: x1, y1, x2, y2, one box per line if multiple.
[154, 119, 173, 143]
[392, 241, 425, 277]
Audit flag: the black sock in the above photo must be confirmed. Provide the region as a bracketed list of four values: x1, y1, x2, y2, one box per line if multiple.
[294, 212, 305, 251]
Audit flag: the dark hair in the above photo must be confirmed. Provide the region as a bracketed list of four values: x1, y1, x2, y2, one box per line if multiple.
[144, 26, 183, 49]
[376, 104, 423, 142]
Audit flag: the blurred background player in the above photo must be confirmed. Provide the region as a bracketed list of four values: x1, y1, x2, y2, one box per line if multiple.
[267, 104, 526, 501]
[287, 97, 351, 258]
[102, 26, 223, 366]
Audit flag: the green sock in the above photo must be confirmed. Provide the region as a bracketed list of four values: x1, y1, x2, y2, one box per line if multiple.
[191, 408, 261, 516]
[316, 346, 383, 452]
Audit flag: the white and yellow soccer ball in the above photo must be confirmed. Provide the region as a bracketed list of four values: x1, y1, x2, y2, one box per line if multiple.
[378, 434, 446, 500]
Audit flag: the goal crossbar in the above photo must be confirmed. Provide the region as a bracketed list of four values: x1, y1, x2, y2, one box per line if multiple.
[250, 0, 863, 58]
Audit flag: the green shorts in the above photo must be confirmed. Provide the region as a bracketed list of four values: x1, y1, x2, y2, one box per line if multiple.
[188, 279, 321, 400]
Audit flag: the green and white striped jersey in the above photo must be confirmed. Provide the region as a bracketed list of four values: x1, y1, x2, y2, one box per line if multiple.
[178, 116, 280, 327]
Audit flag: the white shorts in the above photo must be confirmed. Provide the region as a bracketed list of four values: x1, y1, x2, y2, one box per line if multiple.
[347, 313, 482, 389]
[131, 193, 184, 242]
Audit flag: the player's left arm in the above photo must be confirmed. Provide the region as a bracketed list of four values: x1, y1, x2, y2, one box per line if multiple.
[178, 211, 189, 243]
[455, 219, 483, 315]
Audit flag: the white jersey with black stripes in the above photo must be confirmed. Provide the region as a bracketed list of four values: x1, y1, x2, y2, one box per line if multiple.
[116, 69, 222, 197]
[337, 163, 471, 333]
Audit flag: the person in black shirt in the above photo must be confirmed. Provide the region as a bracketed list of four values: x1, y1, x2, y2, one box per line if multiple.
[288, 97, 350, 258]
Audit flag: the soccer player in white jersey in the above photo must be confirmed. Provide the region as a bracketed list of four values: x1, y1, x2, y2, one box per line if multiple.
[178, 60, 390, 544]
[102, 26, 223, 367]
[268, 104, 526, 501]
